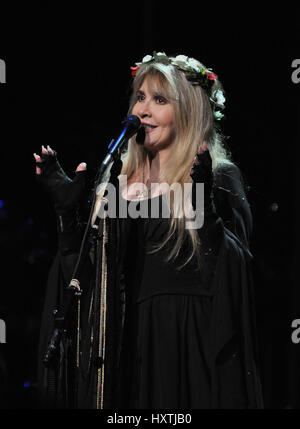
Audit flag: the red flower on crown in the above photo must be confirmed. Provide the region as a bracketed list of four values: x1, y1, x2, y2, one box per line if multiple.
[130, 66, 139, 77]
[205, 70, 218, 81]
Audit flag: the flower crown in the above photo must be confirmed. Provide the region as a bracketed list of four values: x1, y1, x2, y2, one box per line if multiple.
[130, 52, 225, 120]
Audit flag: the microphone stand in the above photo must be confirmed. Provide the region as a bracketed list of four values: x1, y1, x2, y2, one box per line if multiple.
[43, 139, 125, 408]
[68, 114, 140, 295]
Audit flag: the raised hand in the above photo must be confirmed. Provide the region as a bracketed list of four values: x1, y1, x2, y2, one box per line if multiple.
[33, 145, 87, 215]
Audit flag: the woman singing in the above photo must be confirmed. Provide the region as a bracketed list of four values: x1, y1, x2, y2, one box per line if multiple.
[34, 52, 263, 409]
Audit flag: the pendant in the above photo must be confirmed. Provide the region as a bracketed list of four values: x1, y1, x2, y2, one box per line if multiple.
[136, 189, 149, 199]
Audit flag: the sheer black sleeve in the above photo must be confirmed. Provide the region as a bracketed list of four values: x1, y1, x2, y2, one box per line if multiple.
[213, 163, 252, 249]
[56, 214, 86, 285]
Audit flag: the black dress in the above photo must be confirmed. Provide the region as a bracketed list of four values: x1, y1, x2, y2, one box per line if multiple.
[117, 193, 220, 409]
[37, 163, 264, 409]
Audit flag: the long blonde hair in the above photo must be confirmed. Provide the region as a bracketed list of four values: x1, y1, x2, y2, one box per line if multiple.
[93, 58, 233, 268]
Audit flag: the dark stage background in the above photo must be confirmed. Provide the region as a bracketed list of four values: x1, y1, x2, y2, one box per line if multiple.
[0, 2, 299, 409]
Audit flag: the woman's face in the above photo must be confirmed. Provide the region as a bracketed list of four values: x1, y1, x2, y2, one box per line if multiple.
[132, 75, 176, 153]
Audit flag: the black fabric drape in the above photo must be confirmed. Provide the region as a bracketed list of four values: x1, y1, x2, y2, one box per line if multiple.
[37, 162, 263, 409]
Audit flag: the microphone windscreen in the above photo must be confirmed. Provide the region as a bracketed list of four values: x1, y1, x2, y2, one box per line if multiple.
[126, 115, 141, 129]
[123, 115, 141, 141]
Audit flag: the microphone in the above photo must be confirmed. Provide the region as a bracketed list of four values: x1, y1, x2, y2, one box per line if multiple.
[100, 115, 141, 174]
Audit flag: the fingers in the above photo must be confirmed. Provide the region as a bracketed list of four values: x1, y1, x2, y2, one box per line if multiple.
[42, 145, 55, 154]
[33, 145, 55, 175]
[73, 163, 87, 185]
[34, 145, 86, 179]
[193, 155, 200, 165]
[76, 162, 87, 172]
[33, 153, 42, 175]
[196, 143, 207, 156]
[46, 145, 54, 154]
[34, 145, 55, 157]
[73, 162, 87, 188]
[190, 144, 211, 179]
